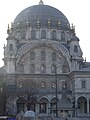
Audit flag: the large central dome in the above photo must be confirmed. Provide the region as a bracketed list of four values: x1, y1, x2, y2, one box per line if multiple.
[14, 4, 70, 30]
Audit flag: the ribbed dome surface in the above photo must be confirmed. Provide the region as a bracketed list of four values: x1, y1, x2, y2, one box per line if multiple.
[14, 4, 70, 30]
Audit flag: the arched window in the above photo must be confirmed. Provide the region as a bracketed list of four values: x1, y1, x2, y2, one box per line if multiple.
[18, 64, 24, 73]
[31, 30, 36, 40]
[51, 65, 57, 73]
[62, 64, 69, 73]
[41, 51, 46, 61]
[62, 81, 67, 89]
[39, 98, 48, 113]
[30, 51, 35, 60]
[21, 31, 26, 39]
[30, 64, 35, 73]
[50, 98, 59, 114]
[41, 30, 46, 39]
[41, 82, 46, 88]
[77, 97, 87, 114]
[52, 82, 56, 88]
[62, 65, 67, 73]
[52, 52, 57, 61]
[74, 45, 78, 52]
[61, 31, 65, 40]
[16, 97, 26, 113]
[9, 44, 13, 51]
[41, 64, 46, 73]
[52, 30, 57, 40]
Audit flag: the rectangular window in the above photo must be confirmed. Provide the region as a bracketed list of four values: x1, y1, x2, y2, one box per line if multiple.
[81, 81, 86, 89]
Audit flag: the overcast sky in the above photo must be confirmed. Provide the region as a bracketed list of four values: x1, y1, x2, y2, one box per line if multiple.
[0, 0, 90, 67]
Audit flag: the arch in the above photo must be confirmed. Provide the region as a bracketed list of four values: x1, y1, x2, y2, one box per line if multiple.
[16, 42, 71, 71]
[41, 30, 46, 39]
[16, 96, 27, 113]
[50, 97, 59, 113]
[16, 96, 27, 104]
[76, 95, 87, 102]
[50, 97, 59, 103]
[77, 96, 87, 114]
[39, 97, 49, 113]
[39, 97, 49, 103]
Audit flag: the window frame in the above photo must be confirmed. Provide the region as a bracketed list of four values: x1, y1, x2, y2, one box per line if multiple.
[74, 45, 78, 52]
[41, 64, 46, 73]
[9, 44, 13, 51]
[52, 52, 57, 61]
[41, 51, 46, 61]
[81, 80, 86, 89]
[52, 30, 57, 40]
[30, 51, 35, 60]
[41, 30, 46, 39]
[30, 64, 35, 73]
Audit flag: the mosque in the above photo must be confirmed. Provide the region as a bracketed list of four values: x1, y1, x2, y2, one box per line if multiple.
[0, 0, 90, 118]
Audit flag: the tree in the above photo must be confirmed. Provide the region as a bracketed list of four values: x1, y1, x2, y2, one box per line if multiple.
[17, 78, 38, 112]
[0, 79, 7, 115]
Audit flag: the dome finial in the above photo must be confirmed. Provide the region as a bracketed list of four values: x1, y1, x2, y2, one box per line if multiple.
[39, 0, 44, 5]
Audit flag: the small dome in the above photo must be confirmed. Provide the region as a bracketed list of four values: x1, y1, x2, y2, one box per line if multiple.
[57, 94, 73, 110]
[52, 94, 73, 110]
[13, 4, 70, 30]
[24, 110, 35, 118]
[71, 35, 79, 41]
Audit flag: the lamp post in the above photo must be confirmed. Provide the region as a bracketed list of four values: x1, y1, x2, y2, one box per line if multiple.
[55, 66, 58, 117]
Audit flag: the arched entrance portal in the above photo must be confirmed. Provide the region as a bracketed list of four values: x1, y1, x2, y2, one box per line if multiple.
[77, 97, 87, 114]
[50, 97, 59, 114]
[39, 98, 49, 113]
[16, 97, 27, 113]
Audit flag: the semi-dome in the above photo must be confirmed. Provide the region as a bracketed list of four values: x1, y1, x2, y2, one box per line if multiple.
[13, 3, 70, 30]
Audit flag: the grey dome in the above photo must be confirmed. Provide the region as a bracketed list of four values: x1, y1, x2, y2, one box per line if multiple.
[14, 4, 70, 30]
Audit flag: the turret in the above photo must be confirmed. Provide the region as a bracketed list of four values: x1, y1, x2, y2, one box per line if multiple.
[4, 25, 17, 73]
[69, 35, 83, 70]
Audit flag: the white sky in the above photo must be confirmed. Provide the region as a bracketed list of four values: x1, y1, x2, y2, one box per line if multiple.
[0, 0, 90, 67]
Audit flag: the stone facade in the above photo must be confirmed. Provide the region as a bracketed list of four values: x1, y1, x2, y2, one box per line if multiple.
[0, 0, 90, 118]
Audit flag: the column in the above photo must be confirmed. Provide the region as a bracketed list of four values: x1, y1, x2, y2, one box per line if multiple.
[48, 102, 50, 114]
[75, 102, 77, 117]
[36, 103, 39, 114]
[87, 99, 89, 115]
